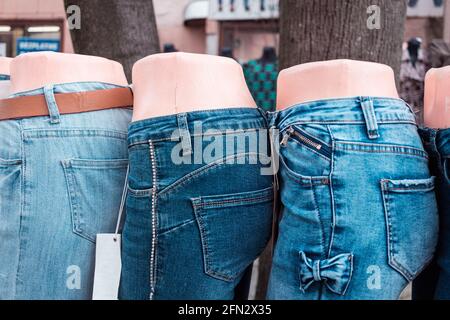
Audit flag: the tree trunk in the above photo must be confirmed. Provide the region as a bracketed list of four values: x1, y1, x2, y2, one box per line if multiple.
[64, 0, 160, 80]
[279, 0, 407, 80]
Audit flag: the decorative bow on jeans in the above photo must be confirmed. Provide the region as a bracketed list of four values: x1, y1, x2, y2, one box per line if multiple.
[299, 251, 354, 296]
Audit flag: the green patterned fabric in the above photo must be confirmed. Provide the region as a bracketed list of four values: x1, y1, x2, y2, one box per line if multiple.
[243, 59, 278, 112]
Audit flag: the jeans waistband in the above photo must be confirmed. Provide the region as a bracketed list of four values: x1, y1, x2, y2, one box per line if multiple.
[9, 81, 127, 125]
[128, 108, 267, 148]
[270, 97, 417, 139]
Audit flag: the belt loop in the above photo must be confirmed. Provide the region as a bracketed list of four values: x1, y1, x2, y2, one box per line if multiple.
[43, 84, 61, 124]
[177, 113, 192, 156]
[360, 97, 380, 140]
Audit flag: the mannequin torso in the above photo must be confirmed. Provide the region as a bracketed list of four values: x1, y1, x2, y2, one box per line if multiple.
[0, 57, 12, 99]
[10, 52, 128, 95]
[132, 52, 256, 121]
[0, 57, 12, 76]
[424, 67, 450, 129]
[277, 59, 399, 110]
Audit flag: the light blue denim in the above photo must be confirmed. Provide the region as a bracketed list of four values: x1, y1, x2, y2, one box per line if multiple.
[267, 97, 439, 300]
[0, 82, 132, 300]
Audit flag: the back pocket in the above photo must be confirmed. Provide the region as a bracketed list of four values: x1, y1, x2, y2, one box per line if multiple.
[381, 177, 439, 281]
[62, 159, 128, 243]
[192, 187, 273, 282]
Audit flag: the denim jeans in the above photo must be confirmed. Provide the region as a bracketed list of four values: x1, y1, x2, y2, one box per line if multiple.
[0, 75, 10, 81]
[267, 97, 439, 300]
[413, 128, 450, 300]
[119, 108, 274, 300]
[0, 82, 132, 300]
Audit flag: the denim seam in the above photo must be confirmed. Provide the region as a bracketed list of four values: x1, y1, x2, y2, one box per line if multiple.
[196, 194, 273, 209]
[128, 128, 262, 148]
[148, 140, 158, 300]
[311, 184, 326, 260]
[14, 127, 25, 297]
[335, 142, 428, 159]
[15, 128, 27, 296]
[279, 120, 416, 129]
[158, 152, 266, 197]
[381, 181, 413, 281]
[127, 185, 153, 197]
[159, 218, 196, 237]
[22, 129, 128, 140]
[0, 159, 22, 166]
[327, 126, 337, 259]
[61, 161, 96, 243]
[64, 159, 129, 169]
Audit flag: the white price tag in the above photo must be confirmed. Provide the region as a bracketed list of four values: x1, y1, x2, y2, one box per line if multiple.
[92, 234, 122, 300]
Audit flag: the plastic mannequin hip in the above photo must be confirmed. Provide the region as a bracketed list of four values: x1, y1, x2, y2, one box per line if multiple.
[131, 52, 257, 121]
[276, 59, 399, 110]
[424, 67, 450, 129]
[9, 51, 128, 95]
[0, 57, 12, 77]
[0, 57, 12, 99]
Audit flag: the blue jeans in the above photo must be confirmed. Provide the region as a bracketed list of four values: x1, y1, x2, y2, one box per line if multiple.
[119, 108, 274, 300]
[0, 75, 10, 81]
[0, 82, 132, 300]
[414, 128, 450, 300]
[267, 97, 439, 300]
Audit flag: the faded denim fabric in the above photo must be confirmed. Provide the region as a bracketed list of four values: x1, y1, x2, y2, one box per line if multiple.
[267, 97, 439, 300]
[119, 108, 274, 300]
[0, 82, 132, 300]
[414, 128, 450, 300]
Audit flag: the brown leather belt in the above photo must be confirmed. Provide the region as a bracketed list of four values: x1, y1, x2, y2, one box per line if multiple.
[0, 87, 133, 121]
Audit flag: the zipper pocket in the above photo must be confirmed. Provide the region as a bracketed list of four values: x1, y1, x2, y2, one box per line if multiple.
[281, 126, 332, 159]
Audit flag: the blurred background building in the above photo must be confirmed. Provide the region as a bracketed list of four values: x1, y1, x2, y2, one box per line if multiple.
[0, 0, 448, 61]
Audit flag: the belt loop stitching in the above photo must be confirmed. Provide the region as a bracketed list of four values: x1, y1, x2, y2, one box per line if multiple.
[177, 113, 192, 156]
[43, 84, 61, 124]
[360, 96, 380, 140]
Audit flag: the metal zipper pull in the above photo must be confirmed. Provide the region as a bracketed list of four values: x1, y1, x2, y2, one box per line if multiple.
[280, 127, 294, 147]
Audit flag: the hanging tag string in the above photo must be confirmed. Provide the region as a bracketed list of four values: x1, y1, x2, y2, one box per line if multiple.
[114, 165, 129, 238]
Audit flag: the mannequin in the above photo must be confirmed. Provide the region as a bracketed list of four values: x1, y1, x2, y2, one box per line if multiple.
[424, 67, 450, 129]
[10, 51, 128, 95]
[0, 57, 11, 77]
[0, 57, 12, 99]
[132, 52, 256, 121]
[277, 59, 399, 110]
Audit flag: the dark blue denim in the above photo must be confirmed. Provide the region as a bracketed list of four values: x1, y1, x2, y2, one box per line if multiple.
[415, 128, 450, 300]
[119, 108, 274, 300]
[0, 75, 9, 81]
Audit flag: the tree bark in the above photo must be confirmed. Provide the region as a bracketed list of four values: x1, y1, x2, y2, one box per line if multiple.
[64, 0, 160, 80]
[279, 0, 407, 80]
